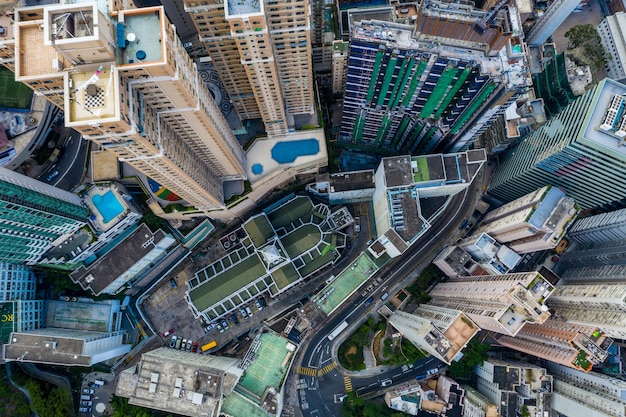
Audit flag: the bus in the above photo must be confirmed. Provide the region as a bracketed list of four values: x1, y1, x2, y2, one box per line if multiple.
[201, 341, 217, 352]
[327, 320, 349, 341]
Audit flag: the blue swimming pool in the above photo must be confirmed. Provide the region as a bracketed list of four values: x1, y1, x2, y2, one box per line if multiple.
[271, 139, 320, 164]
[91, 190, 124, 223]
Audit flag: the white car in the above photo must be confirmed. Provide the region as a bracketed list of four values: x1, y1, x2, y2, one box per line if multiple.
[381, 379, 392, 387]
[427, 368, 439, 376]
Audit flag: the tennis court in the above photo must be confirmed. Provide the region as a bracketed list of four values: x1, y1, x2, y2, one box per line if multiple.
[313, 253, 379, 315]
[221, 392, 274, 417]
[0, 67, 33, 110]
[238, 332, 293, 397]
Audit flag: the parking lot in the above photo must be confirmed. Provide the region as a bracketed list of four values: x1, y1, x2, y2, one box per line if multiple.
[78, 372, 114, 415]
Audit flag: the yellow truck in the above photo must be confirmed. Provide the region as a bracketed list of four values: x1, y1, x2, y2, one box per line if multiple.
[201, 341, 217, 352]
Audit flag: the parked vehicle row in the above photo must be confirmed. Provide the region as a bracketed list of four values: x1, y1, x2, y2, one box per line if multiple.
[168, 335, 199, 352]
[201, 296, 267, 333]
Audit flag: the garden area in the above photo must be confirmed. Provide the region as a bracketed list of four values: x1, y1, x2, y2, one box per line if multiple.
[338, 316, 426, 371]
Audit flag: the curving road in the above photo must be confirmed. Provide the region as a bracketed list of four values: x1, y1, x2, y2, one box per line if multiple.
[299, 183, 478, 417]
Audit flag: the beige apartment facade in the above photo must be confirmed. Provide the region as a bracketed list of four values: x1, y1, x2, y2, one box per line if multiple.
[429, 272, 554, 336]
[8, 2, 246, 219]
[184, 0, 314, 136]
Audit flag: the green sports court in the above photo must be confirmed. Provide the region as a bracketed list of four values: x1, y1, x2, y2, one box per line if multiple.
[0, 67, 33, 111]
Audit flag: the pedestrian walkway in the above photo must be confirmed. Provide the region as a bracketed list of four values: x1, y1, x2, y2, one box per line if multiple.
[343, 375, 353, 392]
[297, 366, 317, 377]
[318, 361, 336, 376]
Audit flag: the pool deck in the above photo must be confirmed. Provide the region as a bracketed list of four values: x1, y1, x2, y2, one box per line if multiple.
[245, 129, 327, 185]
[84, 184, 130, 232]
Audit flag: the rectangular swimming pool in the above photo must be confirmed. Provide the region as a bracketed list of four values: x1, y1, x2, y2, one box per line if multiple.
[91, 190, 124, 223]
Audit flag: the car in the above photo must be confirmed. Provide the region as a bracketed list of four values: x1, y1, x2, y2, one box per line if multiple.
[217, 323, 224, 333]
[162, 328, 174, 337]
[381, 379, 392, 387]
[231, 313, 240, 325]
[169, 335, 178, 348]
[82, 388, 95, 395]
[191, 341, 199, 353]
[365, 296, 374, 306]
[170, 278, 178, 289]
[241, 308, 249, 319]
[88, 382, 99, 388]
[246, 306, 253, 317]
[46, 170, 59, 182]
[426, 368, 439, 376]
[204, 322, 216, 332]
[79, 407, 91, 413]
[180, 338, 188, 350]
[175, 337, 182, 349]
[258, 297, 267, 308]
[551, 255, 560, 262]
[507, 317, 517, 326]
[81, 401, 93, 406]
[459, 219, 469, 229]
[186, 340, 193, 351]
[255, 300, 263, 311]
[221, 320, 229, 331]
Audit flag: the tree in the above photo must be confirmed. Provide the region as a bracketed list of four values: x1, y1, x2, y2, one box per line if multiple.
[447, 339, 490, 379]
[141, 211, 165, 232]
[564, 24, 610, 72]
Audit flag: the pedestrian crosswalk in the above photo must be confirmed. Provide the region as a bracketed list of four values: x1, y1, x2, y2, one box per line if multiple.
[297, 366, 318, 377]
[318, 361, 337, 376]
[344, 375, 353, 392]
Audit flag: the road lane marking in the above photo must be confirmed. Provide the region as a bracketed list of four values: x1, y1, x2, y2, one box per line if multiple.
[343, 375, 353, 392]
[318, 361, 337, 376]
[297, 366, 318, 377]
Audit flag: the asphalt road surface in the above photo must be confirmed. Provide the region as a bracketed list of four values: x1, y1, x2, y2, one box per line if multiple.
[299, 185, 477, 417]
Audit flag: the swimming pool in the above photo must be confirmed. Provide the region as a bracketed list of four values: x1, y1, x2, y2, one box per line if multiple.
[271, 139, 320, 164]
[91, 190, 125, 223]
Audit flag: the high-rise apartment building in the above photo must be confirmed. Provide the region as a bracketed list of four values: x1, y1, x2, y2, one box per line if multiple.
[547, 283, 626, 339]
[559, 264, 626, 284]
[184, 0, 314, 136]
[8, 2, 246, 219]
[489, 78, 626, 210]
[461, 385, 498, 417]
[428, 272, 553, 336]
[568, 207, 626, 245]
[526, 0, 580, 46]
[371, 150, 486, 257]
[339, 1, 530, 153]
[597, 12, 626, 80]
[559, 239, 626, 270]
[387, 305, 479, 365]
[474, 185, 577, 253]
[0, 263, 44, 342]
[495, 319, 612, 372]
[547, 362, 626, 417]
[0, 167, 88, 264]
[473, 359, 552, 417]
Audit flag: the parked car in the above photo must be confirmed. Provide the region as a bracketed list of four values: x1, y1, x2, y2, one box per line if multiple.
[169, 335, 178, 348]
[221, 320, 229, 331]
[180, 338, 188, 350]
[246, 306, 253, 317]
[191, 341, 199, 353]
[241, 308, 249, 319]
[426, 368, 439, 376]
[255, 300, 263, 311]
[204, 322, 216, 332]
[170, 278, 178, 288]
[381, 379, 392, 387]
[217, 323, 224, 333]
[258, 297, 267, 308]
[81, 401, 93, 406]
[82, 388, 94, 395]
[231, 314, 240, 325]
[79, 407, 91, 413]
[186, 340, 193, 351]
[162, 328, 174, 337]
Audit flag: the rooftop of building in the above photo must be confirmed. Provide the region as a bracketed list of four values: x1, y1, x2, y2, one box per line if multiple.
[4, 327, 123, 366]
[329, 170, 375, 192]
[187, 196, 346, 320]
[382, 155, 413, 188]
[584, 78, 626, 156]
[115, 348, 243, 417]
[45, 298, 119, 333]
[226, 0, 261, 17]
[69, 224, 171, 295]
